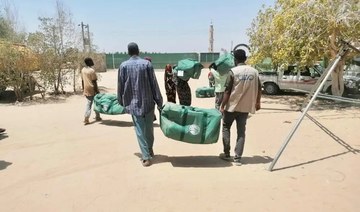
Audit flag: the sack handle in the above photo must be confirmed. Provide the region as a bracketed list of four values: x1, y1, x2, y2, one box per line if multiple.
[179, 105, 208, 144]
[179, 107, 188, 141]
[181, 105, 195, 111]
[200, 113, 207, 144]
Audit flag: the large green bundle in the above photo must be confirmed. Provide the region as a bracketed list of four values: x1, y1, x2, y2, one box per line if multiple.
[214, 53, 235, 75]
[160, 103, 221, 144]
[195, 86, 215, 98]
[94, 93, 125, 115]
[174, 59, 204, 81]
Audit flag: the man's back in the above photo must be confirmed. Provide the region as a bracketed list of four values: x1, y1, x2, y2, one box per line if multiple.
[119, 56, 162, 116]
[81, 67, 97, 96]
[227, 65, 259, 114]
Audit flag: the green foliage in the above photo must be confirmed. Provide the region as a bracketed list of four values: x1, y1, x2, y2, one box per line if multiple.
[26, 0, 81, 94]
[0, 42, 39, 101]
[248, 0, 360, 67]
[0, 16, 13, 39]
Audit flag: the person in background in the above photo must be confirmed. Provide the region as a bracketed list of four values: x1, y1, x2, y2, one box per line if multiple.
[208, 70, 215, 87]
[174, 68, 191, 106]
[219, 49, 261, 166]
[209, 63, 229, 110]
[118, 43, 163, 167]
[164, 64, 176, 103]
[81, 57, 101, 125]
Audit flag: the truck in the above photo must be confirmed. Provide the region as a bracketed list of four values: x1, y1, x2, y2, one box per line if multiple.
[258, 64, 332, 95]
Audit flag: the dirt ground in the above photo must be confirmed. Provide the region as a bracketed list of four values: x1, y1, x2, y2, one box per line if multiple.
[0, 69, 359, 212]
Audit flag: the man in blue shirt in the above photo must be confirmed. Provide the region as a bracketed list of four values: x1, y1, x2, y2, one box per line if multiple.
[118, 42, 163, 167]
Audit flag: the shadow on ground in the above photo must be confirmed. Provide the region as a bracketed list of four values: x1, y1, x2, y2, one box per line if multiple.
[273, 150, 358, 171]
[0, 160, 12, 171]
[0, 90, 69, 105]
[167, 155, 233, 168]
[262, 91, 360, 111]
[135, 153, 273, 168]
[272, 114, 359, 171]
[0, 133, 9, 141]
[135, 153, 232, 168]
[100, 120, 134, 127]
[241, 155, 273, 165]
[0, 85, 113, 105]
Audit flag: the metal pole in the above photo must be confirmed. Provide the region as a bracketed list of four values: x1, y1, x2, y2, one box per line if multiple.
[86, 24, 91, 53]
[80, 22, 85, 52]
[268, 53, 344, 171]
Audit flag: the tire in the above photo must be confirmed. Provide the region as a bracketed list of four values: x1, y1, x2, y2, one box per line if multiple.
[264, 83, 279, 95]
[0, 86, 6, 92]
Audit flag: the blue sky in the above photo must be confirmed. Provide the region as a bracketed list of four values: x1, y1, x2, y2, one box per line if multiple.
[8, 0, 275, 53]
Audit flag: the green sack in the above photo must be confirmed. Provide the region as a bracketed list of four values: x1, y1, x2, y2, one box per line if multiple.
[174, 59, 204, 81]
[214, 53, 235, 75]
[195, 86, 215, 98]
[94, 93, 125, 115]
[160, 103, 221, 144]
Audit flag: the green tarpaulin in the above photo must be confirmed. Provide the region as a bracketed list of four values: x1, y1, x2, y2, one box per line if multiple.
[174, 59, 204, 81]
[94, 93, 125, 115]
[195, 86, 215, 98]
[214, 53, 235, 75]
[160, 103, 221, 144]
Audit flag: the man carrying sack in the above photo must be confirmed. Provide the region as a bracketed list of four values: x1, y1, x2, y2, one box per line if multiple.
[118, 42, 163, 167]
[219, 49, 262, 166]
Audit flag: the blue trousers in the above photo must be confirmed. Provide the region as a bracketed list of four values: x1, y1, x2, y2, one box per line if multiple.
[85, 96, 100, 118]
[131, 109, 155, 160]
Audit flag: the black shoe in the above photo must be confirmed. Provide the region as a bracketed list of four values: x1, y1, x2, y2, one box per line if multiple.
[219, 153, 232, 161]
[0, 128, 5, 133]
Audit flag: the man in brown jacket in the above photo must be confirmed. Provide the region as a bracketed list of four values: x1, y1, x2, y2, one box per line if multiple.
[81, 57, 101, 125]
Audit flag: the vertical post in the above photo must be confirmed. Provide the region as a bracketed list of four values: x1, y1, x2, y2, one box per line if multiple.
[209, 21, 214, 52]
[268, 48, 347, 171]
[80, 22, 85, 52]
[86, 24, 91, 53]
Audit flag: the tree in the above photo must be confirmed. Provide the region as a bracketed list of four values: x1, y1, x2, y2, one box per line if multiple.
[27, 0, 81, 95]
[0, 1, 38, 101]
[0, 16, 13, 39]
[0, 42, 39, 101]
[248, 0, 360, 96]
[0, 0, 26, 43]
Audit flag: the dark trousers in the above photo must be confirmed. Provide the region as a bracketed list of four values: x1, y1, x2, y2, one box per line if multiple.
[222, 111, 249, 159]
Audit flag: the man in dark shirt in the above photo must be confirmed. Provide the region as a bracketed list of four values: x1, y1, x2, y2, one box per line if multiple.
[118, 42, 163, 167]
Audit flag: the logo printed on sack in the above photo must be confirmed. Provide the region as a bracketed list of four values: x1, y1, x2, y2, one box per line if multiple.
[188, 124, 200, 135]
